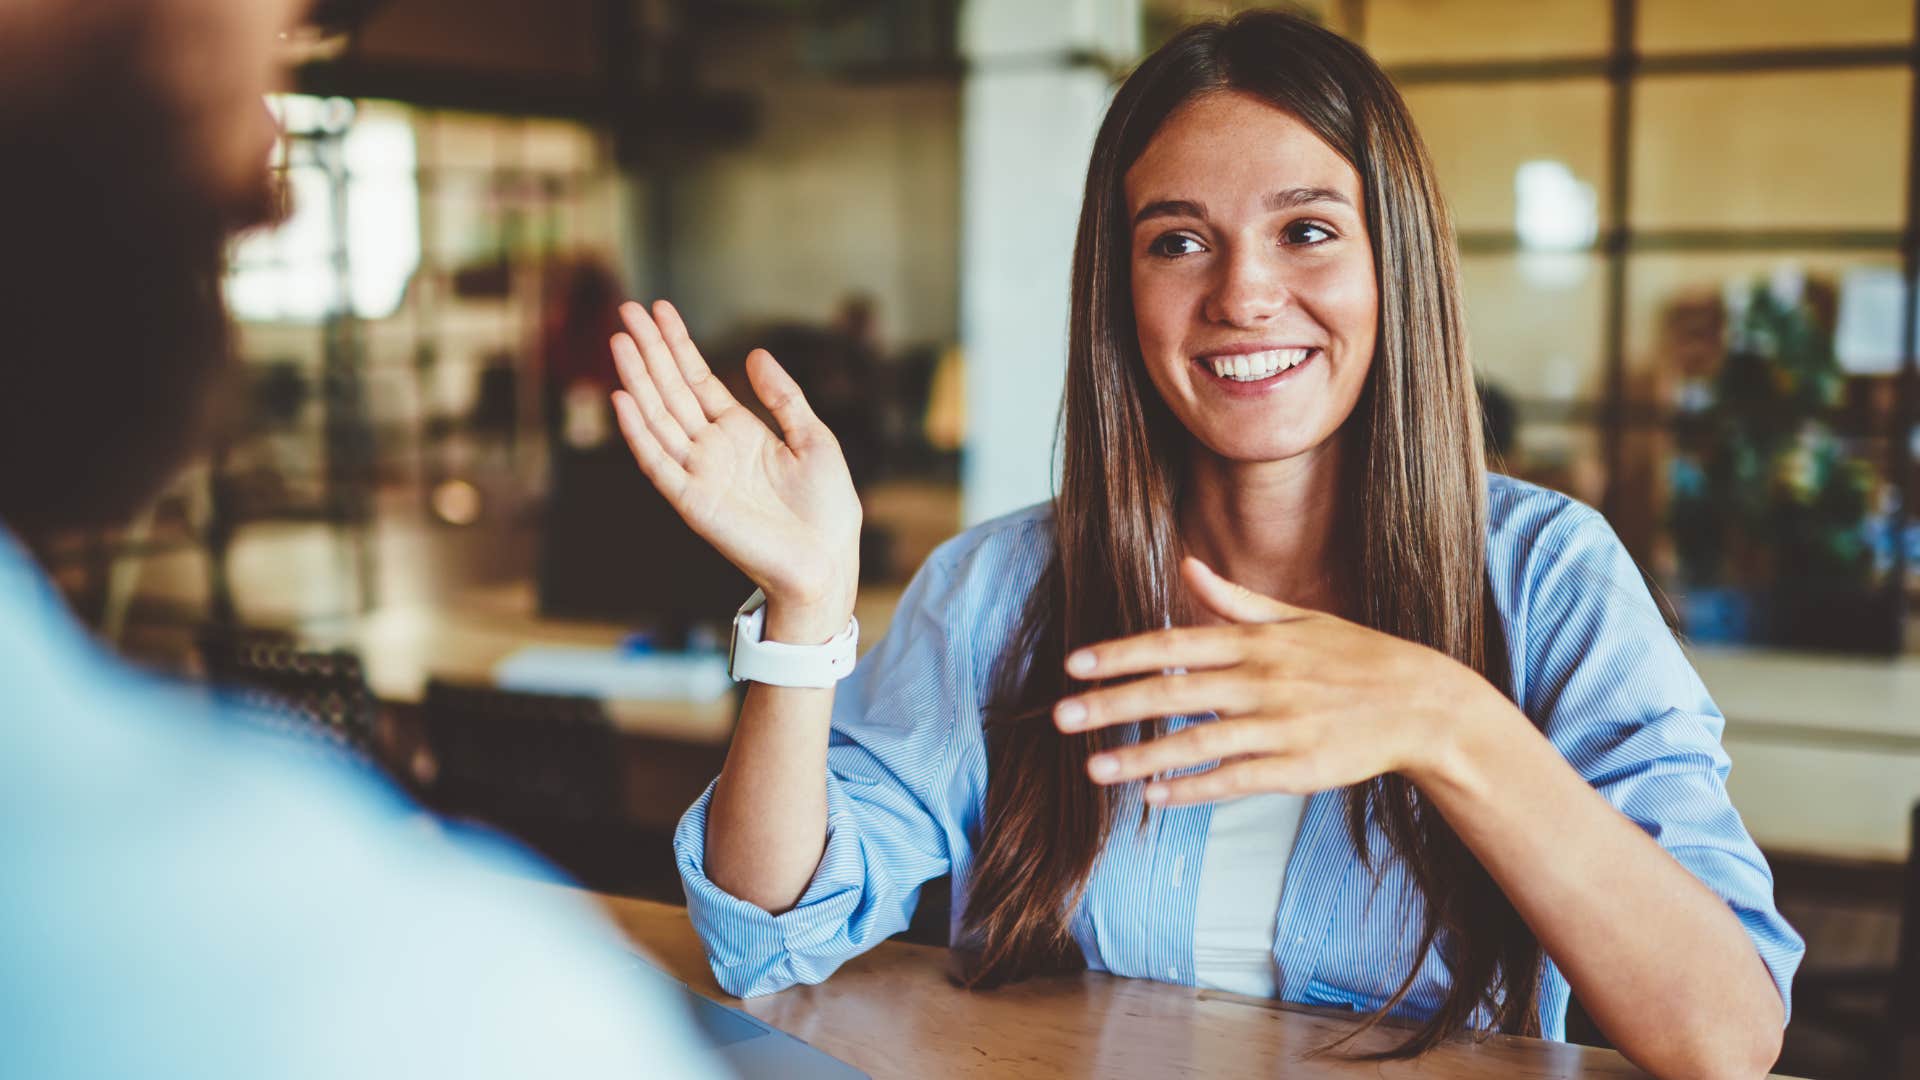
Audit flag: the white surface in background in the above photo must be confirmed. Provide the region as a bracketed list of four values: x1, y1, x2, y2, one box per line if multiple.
[1834, 266, 1917, 375]
[1693, 646, 1920, 862]
[228, 97, 421, 322]
[959, 0, 1140, 526]
[1515, 159, 1599, 292]
[494, 646, 734, 704]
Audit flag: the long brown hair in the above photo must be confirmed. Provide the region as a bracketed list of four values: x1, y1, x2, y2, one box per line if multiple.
[958, 10, 1542, 1057]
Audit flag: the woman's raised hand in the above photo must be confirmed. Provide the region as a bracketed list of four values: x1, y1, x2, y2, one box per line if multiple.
[609, 300, 861, 637]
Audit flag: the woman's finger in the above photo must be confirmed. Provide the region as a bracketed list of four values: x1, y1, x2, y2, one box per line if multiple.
[1064, 625, 1259, 681]
[1054, 668, 1262, 733]
[1084, 718, 1290, 785]
[651, 299, 737, 421]
[1142, 756, 1319, 806]
[610, 333, 693, 463]
[619, 301, 708, 433]
[611, 390, 690, 501]
[744, 348, 827, 450]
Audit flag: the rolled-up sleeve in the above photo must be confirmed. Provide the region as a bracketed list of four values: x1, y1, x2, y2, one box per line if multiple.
[1521, 509, 1806, 1019]
[674, 548, 981, 997]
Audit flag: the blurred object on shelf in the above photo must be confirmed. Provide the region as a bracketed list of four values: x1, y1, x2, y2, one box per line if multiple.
[1668, 274, 1898, 654]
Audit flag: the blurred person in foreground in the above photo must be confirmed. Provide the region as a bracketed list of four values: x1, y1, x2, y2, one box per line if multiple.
[0, 2, 722, 1076]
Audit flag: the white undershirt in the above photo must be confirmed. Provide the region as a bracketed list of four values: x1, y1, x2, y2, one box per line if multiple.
[1191, 792, 1308, 997]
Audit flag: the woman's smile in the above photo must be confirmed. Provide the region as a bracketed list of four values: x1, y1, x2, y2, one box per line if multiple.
[1191, 345, 1322, 396]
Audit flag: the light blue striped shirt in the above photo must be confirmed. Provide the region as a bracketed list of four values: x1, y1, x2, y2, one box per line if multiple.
[675, 474, 1804, 1040]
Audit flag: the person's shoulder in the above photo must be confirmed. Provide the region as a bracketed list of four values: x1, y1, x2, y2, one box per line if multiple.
[3, 681, 723, 1077]
[897, 500, 1053, 647]
[920, 499, 1054, 590]
[1486, 472, 1610, 556]
[1485, 473, 1658, 625]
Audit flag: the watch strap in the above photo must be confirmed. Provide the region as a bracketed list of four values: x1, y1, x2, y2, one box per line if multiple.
[727, 588, 859, 688]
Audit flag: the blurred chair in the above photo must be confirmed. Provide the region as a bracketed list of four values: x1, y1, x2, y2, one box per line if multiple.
[422, 681, 657, 893]
[197, 630, 379, 763]
[421, 680, 622, 823]
[1790, 800, 1920, 1080]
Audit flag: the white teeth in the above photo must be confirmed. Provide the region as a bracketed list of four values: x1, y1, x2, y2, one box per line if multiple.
[1206, 348, 1312, 381]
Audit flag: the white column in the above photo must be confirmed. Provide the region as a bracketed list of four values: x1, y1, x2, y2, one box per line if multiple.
[959, 0, 1140, 526]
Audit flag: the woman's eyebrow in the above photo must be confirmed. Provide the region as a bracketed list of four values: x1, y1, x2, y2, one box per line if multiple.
[1132, 198, 1206, 226]
[1264, 186, 1351, 211]
[1131, 187, 1352, 227]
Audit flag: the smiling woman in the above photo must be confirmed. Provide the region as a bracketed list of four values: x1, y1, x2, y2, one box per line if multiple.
[957, 8, 1518, 1049]
[614, 10, 1805, 1078]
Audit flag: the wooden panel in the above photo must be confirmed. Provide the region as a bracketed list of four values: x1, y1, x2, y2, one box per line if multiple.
[1638, 0, 1913, 53]
[1365, 0, 1610, 64]
[1631, 70, 1909, 230]
[1400, 80, 1610, 232]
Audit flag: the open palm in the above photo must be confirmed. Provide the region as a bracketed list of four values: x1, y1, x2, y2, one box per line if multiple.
[608, 300, 862, 611]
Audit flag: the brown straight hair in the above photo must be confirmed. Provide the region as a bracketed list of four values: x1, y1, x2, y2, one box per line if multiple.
[956, 11, 1543, 1057]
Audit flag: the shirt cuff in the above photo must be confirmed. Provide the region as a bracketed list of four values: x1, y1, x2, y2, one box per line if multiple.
[672, 771, 890, 997]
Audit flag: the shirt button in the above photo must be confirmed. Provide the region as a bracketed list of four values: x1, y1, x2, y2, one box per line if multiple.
[1170, 855, 1186, 887]
[1167, 966, 1180, 981]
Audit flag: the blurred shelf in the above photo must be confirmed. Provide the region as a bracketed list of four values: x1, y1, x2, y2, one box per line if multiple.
[1694, 646, 1920, 741]
[1693, 646, 1920, 864]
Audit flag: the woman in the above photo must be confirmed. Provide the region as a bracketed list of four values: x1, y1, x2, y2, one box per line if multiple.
[609, 12, 1800, 1074]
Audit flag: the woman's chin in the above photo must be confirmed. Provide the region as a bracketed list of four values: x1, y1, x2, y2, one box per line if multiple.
[1190, 430, 1334, 466]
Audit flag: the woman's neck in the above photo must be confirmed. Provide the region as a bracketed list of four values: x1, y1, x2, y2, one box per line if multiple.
[1178, 440, 1347, 620]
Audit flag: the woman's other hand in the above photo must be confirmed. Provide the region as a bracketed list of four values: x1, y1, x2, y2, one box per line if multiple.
[1053, 556, 1518, 804]
[610, 299, 861, 639]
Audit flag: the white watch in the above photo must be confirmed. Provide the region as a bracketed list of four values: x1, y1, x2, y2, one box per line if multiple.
[726, 588, 859, 688]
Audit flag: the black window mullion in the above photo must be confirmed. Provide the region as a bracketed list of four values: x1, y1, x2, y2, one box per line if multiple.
[1892, 0, 1920, 639]
[1599, 0, 1637, 523]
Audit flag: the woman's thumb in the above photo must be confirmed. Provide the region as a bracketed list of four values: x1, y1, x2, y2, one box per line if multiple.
[1180, 556, 1304, 624]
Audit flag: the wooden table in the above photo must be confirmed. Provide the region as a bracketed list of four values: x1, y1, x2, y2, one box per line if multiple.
[590, 894, 1802, 1079]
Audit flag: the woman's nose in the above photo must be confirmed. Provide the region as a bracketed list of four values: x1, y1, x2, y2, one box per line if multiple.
[1202, 246, 1291, 327]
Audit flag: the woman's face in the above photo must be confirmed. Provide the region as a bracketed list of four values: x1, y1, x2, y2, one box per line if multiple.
[1125, 90, 1378, 466]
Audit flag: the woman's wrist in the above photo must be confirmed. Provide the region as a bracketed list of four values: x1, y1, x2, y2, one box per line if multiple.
[762, 575, 858, 644]
[1402, 661, 1528, 801]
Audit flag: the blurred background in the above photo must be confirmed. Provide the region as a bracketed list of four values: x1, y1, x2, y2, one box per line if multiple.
[29, 2, 1917, 1075]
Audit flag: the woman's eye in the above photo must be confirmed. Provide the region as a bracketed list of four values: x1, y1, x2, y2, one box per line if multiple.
[1283, 221, 1335, 245]
[1149, 233, 1203, 258]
